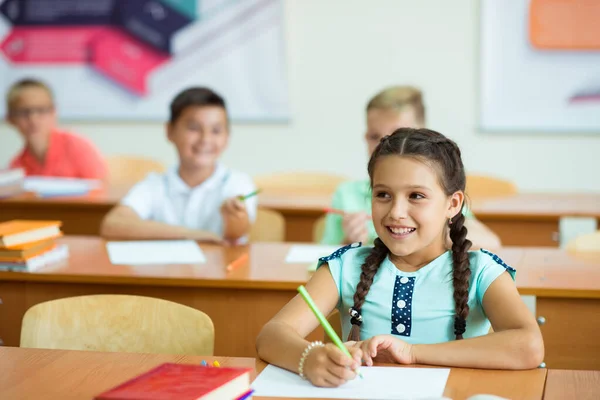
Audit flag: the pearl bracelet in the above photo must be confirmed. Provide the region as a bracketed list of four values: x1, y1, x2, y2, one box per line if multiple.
[298, 341, 325, 379]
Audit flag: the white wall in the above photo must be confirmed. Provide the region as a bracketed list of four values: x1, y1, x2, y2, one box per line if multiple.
[1, 0, 599, 192]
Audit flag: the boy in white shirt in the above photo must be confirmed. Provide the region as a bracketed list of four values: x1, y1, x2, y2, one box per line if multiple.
[100, 87, 257, 243]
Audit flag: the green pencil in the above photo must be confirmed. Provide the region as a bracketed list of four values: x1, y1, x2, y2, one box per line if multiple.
[238, 189, 262, 201]
[297, 285, 363, 378]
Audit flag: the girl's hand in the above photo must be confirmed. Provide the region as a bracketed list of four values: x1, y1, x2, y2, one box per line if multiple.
[359, 335, 415, 366]
[302, 343, 362, 387]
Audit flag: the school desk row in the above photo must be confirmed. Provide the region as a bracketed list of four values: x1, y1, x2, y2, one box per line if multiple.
[2, 186, 600, 245]
[2, 347, 599, 400]
[0, 237, 599, 370]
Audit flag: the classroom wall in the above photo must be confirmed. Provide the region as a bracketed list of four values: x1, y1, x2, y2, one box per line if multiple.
[1, 0, 599, 192]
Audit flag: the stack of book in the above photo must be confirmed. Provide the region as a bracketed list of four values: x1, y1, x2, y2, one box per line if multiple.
[0, 220, 69, 271]
[0, 168, 25, 198]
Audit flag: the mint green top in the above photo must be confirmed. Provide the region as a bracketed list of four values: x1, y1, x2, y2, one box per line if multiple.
[321, 180, 475, 245]
[318, 245, 515, 343]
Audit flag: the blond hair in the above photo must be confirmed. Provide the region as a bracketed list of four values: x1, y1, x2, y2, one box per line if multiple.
[6, 78, 54, 113]
[366, 86, 425, 125]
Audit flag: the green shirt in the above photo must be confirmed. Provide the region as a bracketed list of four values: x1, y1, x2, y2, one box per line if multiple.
[321, 180, 475, 245]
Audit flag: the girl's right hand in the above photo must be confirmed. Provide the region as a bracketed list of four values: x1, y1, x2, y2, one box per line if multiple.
[302, 344, 362, 387]
[342, 212, 370, 244]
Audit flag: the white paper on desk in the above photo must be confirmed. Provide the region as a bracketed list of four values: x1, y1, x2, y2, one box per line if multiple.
[106, 241, 206, 265]
[252, 364, 450, 399]
[24, 176, 102, 197]
[285, 245, 340, 263]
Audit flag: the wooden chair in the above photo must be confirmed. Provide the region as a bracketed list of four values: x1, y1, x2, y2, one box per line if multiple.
[253, 172, 348, 195]
[249, 208, 286, 242]
[466, 175, 518, 199]
[107, 155, 166, 185]
[566, 230, 600, 252]
[20, 295, 214, 356]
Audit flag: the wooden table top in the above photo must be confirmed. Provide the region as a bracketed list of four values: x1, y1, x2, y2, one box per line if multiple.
[0, 237, 313, 290]
[2, 187, 600, 219]
[1, 237, 600, 298]
[470, 193, 600, 220]
[543, 369, 600, 400]
[0, 186, 128, 208]
[0, 347, 547, 400]
[517, 248, 600, 299]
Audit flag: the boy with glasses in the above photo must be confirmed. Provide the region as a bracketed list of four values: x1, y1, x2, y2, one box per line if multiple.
[5, 79, 107, 180]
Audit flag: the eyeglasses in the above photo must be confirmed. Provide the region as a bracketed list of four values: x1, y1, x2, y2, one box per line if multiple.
[10, 106, 54, 120]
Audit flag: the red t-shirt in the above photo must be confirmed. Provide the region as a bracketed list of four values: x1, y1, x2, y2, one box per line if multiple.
[10, 129, 107, 180]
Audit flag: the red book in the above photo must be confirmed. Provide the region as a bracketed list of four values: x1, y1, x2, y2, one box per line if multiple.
[94, 363, 252, 400]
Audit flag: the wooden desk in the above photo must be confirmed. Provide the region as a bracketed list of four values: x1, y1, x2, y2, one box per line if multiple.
[0, 188, 330, 241]
[259, 192, 600, 245]
[0, 186, 127, 236]
[1, 237, 599, 368]
[517, 249, 600, 370]
[0, 237, 316, 357]
[544, 370, 600, 400]
[2, 189, 599, 244]
[258, 191, 331, 242]
[0, 347, 547, 400]
[471, 193, 600, 247]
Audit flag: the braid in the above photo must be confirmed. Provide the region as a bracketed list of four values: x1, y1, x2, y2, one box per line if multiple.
[449, 211, 472, 340]
[347, 238, 389, 341]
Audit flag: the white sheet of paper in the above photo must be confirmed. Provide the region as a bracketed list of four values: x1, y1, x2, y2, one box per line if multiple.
[252, 365, 450, 399]
[106, 241, 206, 265]
[24, 176, 102, 197]
[285, 245, 340, 263]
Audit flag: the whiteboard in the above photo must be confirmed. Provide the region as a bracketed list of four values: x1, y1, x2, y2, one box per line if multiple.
[480, 0, 600, 132]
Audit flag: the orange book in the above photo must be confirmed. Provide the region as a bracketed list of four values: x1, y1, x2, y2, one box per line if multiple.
[0, 239, 58, 261]
[0, 220, 62, 248]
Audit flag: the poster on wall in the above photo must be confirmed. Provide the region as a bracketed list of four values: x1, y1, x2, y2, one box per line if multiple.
[0, 0, 289, 122]
[480, 0, 600, 132]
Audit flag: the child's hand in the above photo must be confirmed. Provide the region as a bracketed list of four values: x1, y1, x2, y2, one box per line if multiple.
[220, 197, 248, 218]
[302, 343, 362, 388]
[359, 335, 415, 366]
[188, 230, 223, 244]
[342, 212, 370, 244]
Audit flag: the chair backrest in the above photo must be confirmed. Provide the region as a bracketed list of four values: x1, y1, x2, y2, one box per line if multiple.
[566, 230, 600, 252]
[249, 208, 286, 242]
[253, 172, 348, 195]
[313, 215, 326, 243]
[466, 175, 517, 200]
[20, 295, 214, 356]
[107, 155, 166, 185]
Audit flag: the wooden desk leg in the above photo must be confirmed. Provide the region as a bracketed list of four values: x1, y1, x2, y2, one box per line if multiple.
[537, 298, 600, 370]
[0, 282, 27, 347]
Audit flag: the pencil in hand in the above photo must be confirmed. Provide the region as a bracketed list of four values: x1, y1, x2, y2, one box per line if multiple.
[297, 285, 363, 379]
[238, 189, 262, 201]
